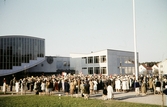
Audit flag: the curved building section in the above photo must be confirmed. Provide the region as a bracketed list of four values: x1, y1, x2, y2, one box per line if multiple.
[0, 35, 45, 76]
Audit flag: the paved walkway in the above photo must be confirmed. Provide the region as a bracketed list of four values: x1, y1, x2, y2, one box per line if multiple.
[88, 91, 164, 106]
[0, 90, 165, 106]
[108, 92, 163, 106]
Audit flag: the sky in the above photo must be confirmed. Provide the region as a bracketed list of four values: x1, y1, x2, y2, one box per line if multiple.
[0, 0, 167, 63]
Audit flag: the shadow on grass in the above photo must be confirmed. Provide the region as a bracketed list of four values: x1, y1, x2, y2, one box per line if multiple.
[114, 94, 155, 100]
[114, 95, 140, 100]
[0, 92, 16, 95]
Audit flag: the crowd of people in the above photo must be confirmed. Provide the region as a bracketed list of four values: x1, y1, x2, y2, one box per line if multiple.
[2, 73, 167, 100]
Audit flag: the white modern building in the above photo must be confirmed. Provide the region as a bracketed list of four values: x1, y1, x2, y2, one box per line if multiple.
[158, 59, 167, 75]
[70, 49, 138, 75]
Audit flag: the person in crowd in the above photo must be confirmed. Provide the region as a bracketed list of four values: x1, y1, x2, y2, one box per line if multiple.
[61, 79, 65, 92]
[102, 85, 107, 100]
[13, 77, 16, 91]
[77, 78, 81, 93]
[3, 78, 7, 94]
[35, 79, 41, 95]
[52, 79, 56, 91]
[151, 77, 156, 94]
[33, 80, 37, 92]
[111, 78, 116, 92]
[41, 80, 46, 94]
[15, 80, 20, 94]
[10, 79, 13, 92]
[64, 79, 69, 95]
[45, 80, 50, 95]
[163, 78, 167, 89]
[155, 79, 161, 94]
[74, 79, 79, 97]
[70, 80, 75, 97]
[80, 80, 85, 97]
[148, 77, 153, 92]
[141, 80, 147, 95]
[129, 77, 134, 90]
[115, 78, 121, 92]
[30, 77, 34, 92]
[48, 80, 53, 95]
[58, 79, 62, 92]
[27, 77, 30, 91]
[122, 78, 127, 93]
[107, 82, 114, 100]
[54, 80, 59, 92]
[97, 79, 101, 93]
[21, 78, 27, 95]
[89, 79, 94, 95]
[134, 79, 140, 96]
[126, 76, 130, 92]
[93, 79, 98, 94]
[84, 80, 90, 99]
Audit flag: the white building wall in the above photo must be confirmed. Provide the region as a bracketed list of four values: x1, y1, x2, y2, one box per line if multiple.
[139, 65, 147, 74]
[152, 65, 159, 74]
[70, 49, 136, 76]
[70, 57, 83, 74]
[70, 50, 108, 75]
[29, 56, 70, 73]
[158, 60, 167, 74]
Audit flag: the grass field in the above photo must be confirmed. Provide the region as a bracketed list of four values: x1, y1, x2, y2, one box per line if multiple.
[0, 94, 161, 107]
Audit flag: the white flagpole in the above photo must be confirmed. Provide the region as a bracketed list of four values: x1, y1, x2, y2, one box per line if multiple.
[133, 0, 138, 80]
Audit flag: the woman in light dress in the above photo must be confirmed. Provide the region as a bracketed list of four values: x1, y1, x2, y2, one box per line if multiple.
[93, 80, 98, 94]
[21, 78, 27, 95]
[41, 81, 46, 93]
[115, 78, 121, 92]
[15, 80, 20, 94]
[107, 83, 113, 100]
[2, 78, 7, 94]
[122, 79, 127, 92]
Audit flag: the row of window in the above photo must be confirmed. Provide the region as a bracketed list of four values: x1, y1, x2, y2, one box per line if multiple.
[82, 55, 106, 64]
[121, 67, 135, 74]
[0, 36, 45, 69]
[0, 37, 44, 57]
[82, 67, 107, 74]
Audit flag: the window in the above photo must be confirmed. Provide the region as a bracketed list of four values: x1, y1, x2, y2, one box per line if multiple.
[88, 67, 93, 74]
[0, 36, 45, 70]
[88, 56, 93, 63]
[94, 56, 99, 63]
[82, 67, 87, 69]
[100, 55, 106, 63]
[101, 67, 106, 74]
[94, 67, 100, 74]
[82, 57, 87, 64]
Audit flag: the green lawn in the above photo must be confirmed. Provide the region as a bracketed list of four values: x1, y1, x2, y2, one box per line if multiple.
[0, 94, 161, 107]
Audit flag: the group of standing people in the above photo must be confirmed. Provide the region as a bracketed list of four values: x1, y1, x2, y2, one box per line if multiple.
[2, 74, 167, 100]
[2, 74, 115, 100]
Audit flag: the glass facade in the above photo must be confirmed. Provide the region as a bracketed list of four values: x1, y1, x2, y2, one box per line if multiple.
[0, 36, 45, 69]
